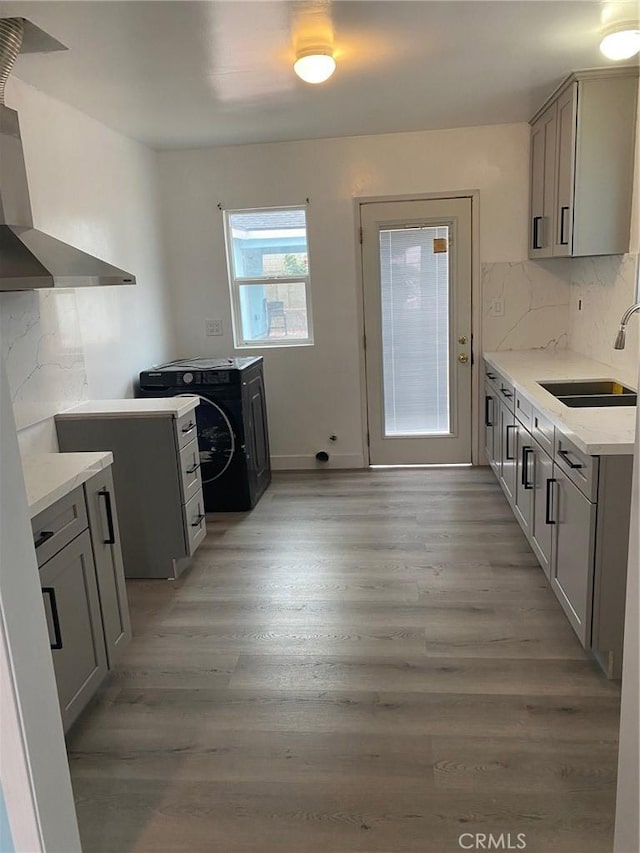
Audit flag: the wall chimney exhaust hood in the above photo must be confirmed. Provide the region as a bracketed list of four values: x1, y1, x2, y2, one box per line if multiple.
[0, 17, 136, 290]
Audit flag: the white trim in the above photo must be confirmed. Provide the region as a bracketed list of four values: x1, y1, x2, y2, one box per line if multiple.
[354, 191, 482, 467]
[271, 453, 366, 470]
[222, 205, 315, 349]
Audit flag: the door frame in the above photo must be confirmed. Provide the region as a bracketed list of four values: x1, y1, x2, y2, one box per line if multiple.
[354, 191, 482, 466]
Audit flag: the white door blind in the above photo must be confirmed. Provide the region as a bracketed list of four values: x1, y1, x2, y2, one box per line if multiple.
[379, 226, 450, 436]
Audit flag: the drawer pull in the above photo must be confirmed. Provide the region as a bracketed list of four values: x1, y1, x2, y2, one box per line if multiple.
[521, 446, 534, 489]
[191, 513, 205, 528]
[42, 587, 63, 650]
[558, 448, 583, 470]
[486, 372, 497, 380]
[501, 388, 513, 398]
[98, 489, 116, 545]
[505, 424, 517, 460]
[545, 478, 556, 525]
[34, 530, 54, 549]
[532, 215, 543, 250]
[181, 421, 196, 434]
[186, 462, 200, 474]
[485, 395, 493, 427]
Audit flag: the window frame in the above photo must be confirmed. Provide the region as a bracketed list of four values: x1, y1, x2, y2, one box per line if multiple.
[223, 205, 315, 349]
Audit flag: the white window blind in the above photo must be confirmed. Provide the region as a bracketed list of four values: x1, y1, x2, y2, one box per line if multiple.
[379, 226, 451, 436]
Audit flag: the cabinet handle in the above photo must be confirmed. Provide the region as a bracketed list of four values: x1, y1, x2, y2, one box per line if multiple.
[34, 530, 54, 549]
[42, 587, 63, 650]
[191, 513, 205, 528]
[485, 395, 493, 427]
[532, 216, 543, 250]
[501, 388, 513, 399]
[181, 421, 196, 434]
[559, 206, 570, 246]
[505, 424, 517, 460]
[521, 446, 534, 489]
[545, 478, 556, 525]
[186, 462, 200, 474]
[558, 448, 583, 470]
[486, 372, 497, 380]
[98, 489, 116, 545]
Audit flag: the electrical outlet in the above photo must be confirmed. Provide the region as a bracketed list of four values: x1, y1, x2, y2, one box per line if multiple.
[205, 318, 223, 336]
[491, 297, 505, 318]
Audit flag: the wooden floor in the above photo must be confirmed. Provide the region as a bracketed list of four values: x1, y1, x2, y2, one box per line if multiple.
[67, 468, 621, 853]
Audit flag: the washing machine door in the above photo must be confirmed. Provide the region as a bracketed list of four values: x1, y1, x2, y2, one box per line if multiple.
[179, 394, 235, 484]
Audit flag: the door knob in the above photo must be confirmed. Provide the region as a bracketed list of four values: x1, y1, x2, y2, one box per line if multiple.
[458, 352, 469, 364]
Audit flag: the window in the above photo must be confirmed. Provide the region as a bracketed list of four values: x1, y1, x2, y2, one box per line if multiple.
[223, 206, 314, 347]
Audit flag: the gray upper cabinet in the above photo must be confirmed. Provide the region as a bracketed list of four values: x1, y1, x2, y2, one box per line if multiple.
[84, 467, 131, 669]
[529, 67, 638, 258]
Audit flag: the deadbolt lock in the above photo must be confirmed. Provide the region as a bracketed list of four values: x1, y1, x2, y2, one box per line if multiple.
[458, 352, 469, 364]
[458, 336, 468, 345]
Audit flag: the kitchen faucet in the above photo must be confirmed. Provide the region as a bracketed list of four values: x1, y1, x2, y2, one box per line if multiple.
[614, 303, 640, 350]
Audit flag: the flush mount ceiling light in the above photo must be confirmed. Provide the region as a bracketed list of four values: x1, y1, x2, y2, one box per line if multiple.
[600, 23, 640, 60]
[294, 49, 336, 84]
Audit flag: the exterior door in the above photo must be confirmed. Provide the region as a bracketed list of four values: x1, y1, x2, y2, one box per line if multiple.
[361, 197, 472, 465]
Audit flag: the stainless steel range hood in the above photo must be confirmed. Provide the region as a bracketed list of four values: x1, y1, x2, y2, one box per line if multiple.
[0, 18, 136, 290]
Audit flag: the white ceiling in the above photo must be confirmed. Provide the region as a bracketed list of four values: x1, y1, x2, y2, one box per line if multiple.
[0, 0, 627, 150]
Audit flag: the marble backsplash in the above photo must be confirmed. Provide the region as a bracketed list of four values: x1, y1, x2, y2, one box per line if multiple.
[482, 260, 571, 352]
[567, 254, 640, 388]
[483, 255, 640, 387]
[0, 289, 88, 440]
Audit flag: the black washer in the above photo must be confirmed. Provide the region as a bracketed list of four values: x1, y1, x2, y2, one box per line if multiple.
[138, 357, 271, 511]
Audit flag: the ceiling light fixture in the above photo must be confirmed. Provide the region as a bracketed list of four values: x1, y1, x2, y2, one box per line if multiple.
[293, 49, 336, 84]
[600, 23, 640, 60]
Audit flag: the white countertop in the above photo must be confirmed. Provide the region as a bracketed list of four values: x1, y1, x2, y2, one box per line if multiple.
[55, 396, 200, 420]
[483, 350, 637, 456]
[22, 452, 114, 519]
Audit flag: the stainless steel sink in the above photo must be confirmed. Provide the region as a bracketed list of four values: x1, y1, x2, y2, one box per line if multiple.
[538, 380, 637, 408]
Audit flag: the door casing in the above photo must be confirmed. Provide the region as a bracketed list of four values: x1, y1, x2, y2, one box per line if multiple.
[354, 191, 481, 466]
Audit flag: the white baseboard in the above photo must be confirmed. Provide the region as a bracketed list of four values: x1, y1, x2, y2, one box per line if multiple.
[271, 453, 366, 471]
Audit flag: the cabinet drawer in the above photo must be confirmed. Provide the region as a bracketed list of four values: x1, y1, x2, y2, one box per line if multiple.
[183, 490, 207, 556]
[554, 431, 599, 501]
[531, 406, 554, 457]
[179, 438, 202, 504]
[515, 391, 533, 429]
[175, 409, 198, 450]
[484, 364, 500, 393]
[32, 486, 88, 568]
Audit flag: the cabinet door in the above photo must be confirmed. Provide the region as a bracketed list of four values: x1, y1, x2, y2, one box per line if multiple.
[84, 468, 131, 669]
[550, 467, 596, 647]
[553, 82, 578, 256]
[39, 531, 107, 732]
[514, 428, 534, 537]
[483, 381, 497, 468]
[498, 401, 517, 505]
[529, 102, 557, 258]
[530, 443, 554, 579]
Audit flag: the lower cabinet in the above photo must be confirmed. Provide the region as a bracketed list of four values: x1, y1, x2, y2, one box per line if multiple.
[84, 468, 131, 668]
[530, 440, 553, 579]
[498, 400, 517, 502]
[483, 367, 632, 677]
[39, 530, 108, 731]
[33, 465, 130, 731]
[550, 466, 597, 647]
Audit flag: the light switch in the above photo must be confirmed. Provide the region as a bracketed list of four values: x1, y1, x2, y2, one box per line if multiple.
[205, 318, 223, 336]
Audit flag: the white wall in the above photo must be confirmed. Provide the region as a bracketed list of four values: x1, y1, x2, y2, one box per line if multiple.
[0, 78, 176, 453]
[159, 122, 534, 468]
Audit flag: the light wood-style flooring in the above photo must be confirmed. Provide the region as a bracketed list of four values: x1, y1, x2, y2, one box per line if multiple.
[67, 468, 621, 853]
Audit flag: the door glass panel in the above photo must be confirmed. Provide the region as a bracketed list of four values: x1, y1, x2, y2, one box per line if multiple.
[379, 225, 450, 436]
